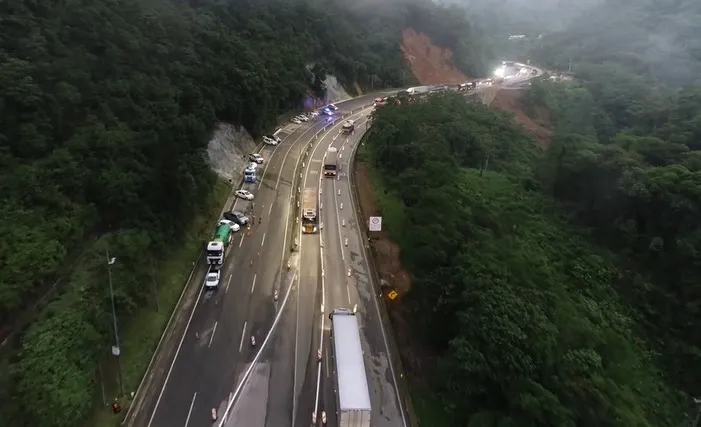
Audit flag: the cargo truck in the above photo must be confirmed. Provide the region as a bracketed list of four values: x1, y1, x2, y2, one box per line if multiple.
[206, 222, 234, 266]
[330, 308, 372, 427]
[324, 147, 338, 177]
[342, 120, 355, 134]
[302, 188, 318, 233]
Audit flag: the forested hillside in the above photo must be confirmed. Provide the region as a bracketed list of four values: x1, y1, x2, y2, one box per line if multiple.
[345, 0, 491, 78]
[0, 0, 476, 425]
[519, 71, 701, 402]
[364, 93, 687, 426]
[531, 0, 701, 86]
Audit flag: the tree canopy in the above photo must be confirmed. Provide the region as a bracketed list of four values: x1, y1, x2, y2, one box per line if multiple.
[0, 0, 474, 425]
[363, 91, 690, 425]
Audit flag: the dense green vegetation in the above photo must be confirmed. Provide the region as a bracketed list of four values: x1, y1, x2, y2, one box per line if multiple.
[364, 92, 689, 425]
[338, 0, 492, 78]
[523, 72, 701, 401]
[0, 0, 439, 424]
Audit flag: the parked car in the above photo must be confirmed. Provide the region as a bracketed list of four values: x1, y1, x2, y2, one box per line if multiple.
[223, 210, 249, 225]
[249, 153, 264, 164]
[290, 118, 302, 124]
[205, 269, 220, 289]
[263, 136, 278, 145]
[235, 189, 255, 200]
[218, 219, 240, 232]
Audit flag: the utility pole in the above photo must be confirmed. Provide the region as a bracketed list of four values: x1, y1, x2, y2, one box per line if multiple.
[568, 57, 573, 73]
[106, 249, 124, 396]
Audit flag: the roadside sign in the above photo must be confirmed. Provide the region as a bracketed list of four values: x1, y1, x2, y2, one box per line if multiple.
[388, 290, 398, 300]
[369, 216, 382, 231]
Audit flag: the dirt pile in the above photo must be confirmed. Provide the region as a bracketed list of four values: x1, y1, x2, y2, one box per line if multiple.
[490, 89, 553, 148]
[354, 160, 432, 378]
[401, 28, 469, 85]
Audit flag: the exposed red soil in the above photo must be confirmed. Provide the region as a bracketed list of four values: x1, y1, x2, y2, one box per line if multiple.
[490, 89, 553, 148]
[354, 162, 411, 296]
[401, 28, 470, 85]
[354, 160, 438, 387]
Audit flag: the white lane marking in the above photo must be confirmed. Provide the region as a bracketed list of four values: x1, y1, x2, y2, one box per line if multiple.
[268, 203, 274, 215]
[226, 274, 232, 293]
[221, 108, 373, 427]
[347, 286, 352, 304]
[307, 110, 373, 422]
[218, 272, 297, 427]
[332, 178, 345, 262]
[347, 115, 409, 427]
[239, 235, 244, 248]
[208, 321, 218, 347]
[250, 274, 257, 294]
[239, 321, 247, 352]
[261, 233, 266, 247]
[147, 283, 205, 427]
[258, 143, 286, 190]
[184, 392, 197, 427]
[274, 123, 324, 191]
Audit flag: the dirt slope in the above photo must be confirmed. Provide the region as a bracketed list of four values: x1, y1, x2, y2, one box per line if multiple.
[490, 89, 553, 148]
[401, 28, 469, 85]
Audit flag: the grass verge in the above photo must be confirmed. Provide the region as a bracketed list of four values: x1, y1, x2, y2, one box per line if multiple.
[89, 179, 230, 427]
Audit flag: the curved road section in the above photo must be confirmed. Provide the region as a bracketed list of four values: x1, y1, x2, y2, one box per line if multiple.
[125, 94, 386, 427]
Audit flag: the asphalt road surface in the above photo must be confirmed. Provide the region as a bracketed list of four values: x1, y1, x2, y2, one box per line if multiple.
[277, 108, 407, 427]
[125, 93, 388, 427]
[316, 115, 407, 427]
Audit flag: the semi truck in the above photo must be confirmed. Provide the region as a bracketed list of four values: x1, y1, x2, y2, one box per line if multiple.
[206, 222, 234, 266]
[329, 308, 372, 427]
[342, 120, 355, 134]
[324, 147, 338, 177]
[302, 188, 318, 233]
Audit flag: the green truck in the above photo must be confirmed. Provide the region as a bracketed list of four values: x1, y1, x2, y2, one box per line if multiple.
[206, 221, 234, 267]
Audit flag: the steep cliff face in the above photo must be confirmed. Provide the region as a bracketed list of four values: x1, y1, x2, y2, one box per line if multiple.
[206, 123, 257, 182]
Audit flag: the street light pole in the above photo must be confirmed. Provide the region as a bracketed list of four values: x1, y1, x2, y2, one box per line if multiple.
[106, 248, 124, 396]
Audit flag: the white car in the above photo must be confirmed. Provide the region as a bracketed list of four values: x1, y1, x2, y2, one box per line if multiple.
[263, 136, 278, 145]
[235, 189, 254, 200]
[309, 111, 319, 117]
[296, 115, 309, 122]
[249, 153, 264, 164]
[205, 270, 220, 289]
[219, 219, 240, 232]
[290, 118, 302, 124]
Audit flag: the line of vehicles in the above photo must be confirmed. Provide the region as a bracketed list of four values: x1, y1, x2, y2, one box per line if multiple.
[290, 103, 339, 125]
[205, 153, 265, 289]
[203, 101, 373, 427]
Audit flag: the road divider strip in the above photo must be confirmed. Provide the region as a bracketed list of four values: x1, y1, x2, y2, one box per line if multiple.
[346, 117, 415, 427]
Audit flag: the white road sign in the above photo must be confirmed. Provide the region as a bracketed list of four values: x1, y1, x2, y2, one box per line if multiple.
[369, 216, 382, 232]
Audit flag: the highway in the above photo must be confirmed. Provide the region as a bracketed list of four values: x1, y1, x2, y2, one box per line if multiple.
[124, 93, 387, 427]
[280, 109, 407, 427]
[125, 62, 541, 427]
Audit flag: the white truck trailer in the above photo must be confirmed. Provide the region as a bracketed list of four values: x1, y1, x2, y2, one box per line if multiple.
[330, 308, 372, 427]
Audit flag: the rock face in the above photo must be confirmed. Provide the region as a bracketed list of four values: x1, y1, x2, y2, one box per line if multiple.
[206, 123, 257, 182]
[323, 74, 351, 103]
